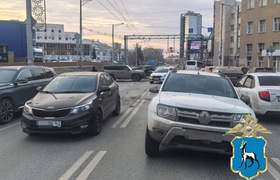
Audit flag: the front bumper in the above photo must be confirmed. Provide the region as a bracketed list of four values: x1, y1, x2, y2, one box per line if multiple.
[147, 111, 236, 154]
[21, 110, 94, 134]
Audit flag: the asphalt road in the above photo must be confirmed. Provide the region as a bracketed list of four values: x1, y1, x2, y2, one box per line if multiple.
[0, 80, 279, 180]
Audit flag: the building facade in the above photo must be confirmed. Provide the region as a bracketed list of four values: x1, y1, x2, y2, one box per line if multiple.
[213, 0, 241, 66]
[239, 0, 280, 71]
[180, 11, 203, 59]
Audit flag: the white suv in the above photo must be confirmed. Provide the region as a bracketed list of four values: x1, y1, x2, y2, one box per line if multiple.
[145, 70, 255, 156]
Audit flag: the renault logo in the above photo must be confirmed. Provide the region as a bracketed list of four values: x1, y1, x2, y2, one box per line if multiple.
[198, 111, 211, 125]
[48, 106, 54, 109]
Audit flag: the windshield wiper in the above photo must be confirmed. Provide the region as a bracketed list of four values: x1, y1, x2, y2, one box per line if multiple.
[42, 91, 54, 93]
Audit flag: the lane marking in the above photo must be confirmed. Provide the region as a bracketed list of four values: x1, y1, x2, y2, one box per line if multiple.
[59, 151, 94, 180]
[76, 151, 107, 180]
[271, 158, 280, 168]
[111, 99, 140, 128]
[268, 161, 280, 180]
[140, 90, 149, 98]
[0, 122, 20, 133]
[120, 99, 145, 128]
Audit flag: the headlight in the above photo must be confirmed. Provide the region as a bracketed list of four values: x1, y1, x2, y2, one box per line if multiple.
[24, 102, 33, 115]
[233, 114, 247, 123]
[71, 102, 92, 115]
[157, 104, 177, 121]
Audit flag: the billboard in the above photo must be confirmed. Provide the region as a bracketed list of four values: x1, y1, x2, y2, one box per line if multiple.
[190, 41, 202, 52]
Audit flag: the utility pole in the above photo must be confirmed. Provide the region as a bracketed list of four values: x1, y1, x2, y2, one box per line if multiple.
[235, 4, 240, 67]
[79, 0, 83, 68]
[219, 3, 224, 67]
[26, 0, 34, 65]
[135, 43, 138, 66]
[112, 23, 124, 64]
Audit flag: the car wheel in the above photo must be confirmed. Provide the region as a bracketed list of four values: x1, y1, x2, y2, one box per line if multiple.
[149, 81, 153, 84]
[112, 97, 121, 116]
[89, 110, 103, 135]
[132, 74, 141, 81]
[0, 99, 14, 124]
[109, 74, 116, 80]
[145, 127, 160, 157]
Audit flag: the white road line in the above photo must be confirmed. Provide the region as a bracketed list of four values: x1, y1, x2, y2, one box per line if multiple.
[271, 158, 280, 168]
[111, 99, 140, 128]
[120, 99, 145, 128]
[0, 122, 20, 133]
[140, 90, 149, 98]
[59, 151, 94, 180]
[76, 151, 107, 180]
[268, 161, 280, 180]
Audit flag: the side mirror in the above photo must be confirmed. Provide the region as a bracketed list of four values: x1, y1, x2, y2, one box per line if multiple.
[240, 95, 250, 104]
[100, 86, 110, 92]
[149, 86, 159, 93]
[15, 78, 28, 84]
[36, 86, 43, 92]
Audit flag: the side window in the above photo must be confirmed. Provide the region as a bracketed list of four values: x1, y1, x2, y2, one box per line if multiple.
[237, 76, 247, 86]
[44, 68, 55, 78]
[104, 74, 114, 85]
[31, 68, 45, 80]
[244, 76, 253, 88]
[99, 74, 107, 88]
[121, 66, 129, 71]
[17, 69, 33, 81]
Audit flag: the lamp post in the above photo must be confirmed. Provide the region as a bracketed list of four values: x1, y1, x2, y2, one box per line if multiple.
[79, 0, 92, 68]
[112, 23, 124, 63]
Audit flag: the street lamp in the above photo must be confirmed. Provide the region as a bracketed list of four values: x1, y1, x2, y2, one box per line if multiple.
[79, 0, 92, 68]
[112, 23, 124, 63]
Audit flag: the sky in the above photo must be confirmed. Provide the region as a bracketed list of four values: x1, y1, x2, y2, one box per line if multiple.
[0, 0, 214, 52]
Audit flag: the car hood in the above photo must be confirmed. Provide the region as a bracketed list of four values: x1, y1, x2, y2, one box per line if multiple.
[31, 92, 95, 109]
[151, 72, 167, 76]
[0, 82, 11, 88]
[158, 92, 252, 114]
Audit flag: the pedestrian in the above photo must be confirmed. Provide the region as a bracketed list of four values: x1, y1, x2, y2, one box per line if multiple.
[91, 66, 97, 72]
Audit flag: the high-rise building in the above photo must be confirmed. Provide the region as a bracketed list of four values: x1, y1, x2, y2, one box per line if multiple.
[213, 0, 241, 67]
[239, 0, 280, 71]
[180, 11, 202, 59]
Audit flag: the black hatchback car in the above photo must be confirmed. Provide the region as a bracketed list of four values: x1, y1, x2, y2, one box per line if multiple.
[0, 66, 57, 124]
[21, 72, 120, 135]
[212, 66, 244, 85]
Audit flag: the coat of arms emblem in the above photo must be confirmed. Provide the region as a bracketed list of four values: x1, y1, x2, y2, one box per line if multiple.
[226, 114, 272, 180]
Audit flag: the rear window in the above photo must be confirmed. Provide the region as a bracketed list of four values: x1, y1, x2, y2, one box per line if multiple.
[255, 68, 274, 72]
[187, 61, 196, 65]
[258, 76, 280, 86]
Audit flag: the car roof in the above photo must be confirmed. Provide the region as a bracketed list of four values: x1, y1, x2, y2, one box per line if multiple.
[59, 72, 101, 76]
[248, 72, 280, 76]
[0, 65, 53, 70]
[175, 70, 221, 77]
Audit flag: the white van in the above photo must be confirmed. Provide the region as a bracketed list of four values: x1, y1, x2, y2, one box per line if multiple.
[185, 60, 205, 70]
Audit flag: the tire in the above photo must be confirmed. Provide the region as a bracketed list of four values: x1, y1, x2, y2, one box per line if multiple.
[145, 127, 160, 157]
[109, 74, 116, 80]
[0, 99, 14, 124]
[132, 74, 141, 81]
[149, 81, 153, 84]
[112, 97, 121, 116]
[89, 110, 103, 135]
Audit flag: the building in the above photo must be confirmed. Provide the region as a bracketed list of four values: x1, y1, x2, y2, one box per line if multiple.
[180, 11, 203, 59]
[239, 0, 280, 71]
[213, 0, 241, 67]
[0, 20, 27, 61]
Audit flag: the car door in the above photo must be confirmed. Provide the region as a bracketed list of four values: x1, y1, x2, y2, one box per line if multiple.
[104, 73, 118, 113]
[238, 75, 255, 105]
[98, 74, 111, 117]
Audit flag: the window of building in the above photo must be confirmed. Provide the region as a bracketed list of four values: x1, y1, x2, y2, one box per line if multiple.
[231, 13, 235, 20]
[274, 0, 280, 4]
[247, 56, 252, 66]
[230, 25, 234, 31]
[259, 0, 267, 7]
[247, 21, 253, 34]
[259, 20, 266, 33]
[258, 57, 264, 67]
[66, 38, 68, 40]
[67, 45, 70, 49]
[247, 0, 255, 9]
[58, 30, 61, 33]
[246, 44, 253, 53]
[44, 37, 47, 40]
[52, 37, 54, 40]
[51, 29, 54, 32]
[67, 51, 70, 55]
[230, 36, 234, 43]
[189, 28, 193, 33]
[273, 17, 280, 31]
[59, 37, 61, 40]
[273, 42, 279, 49]
[230, 48, 234, 54]
[258, 43, 265, 53]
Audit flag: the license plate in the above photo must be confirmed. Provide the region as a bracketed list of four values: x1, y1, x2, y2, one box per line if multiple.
[185, 130, 222, 143]
[154, 78, 159, 80]
[37, 121, 61, 127]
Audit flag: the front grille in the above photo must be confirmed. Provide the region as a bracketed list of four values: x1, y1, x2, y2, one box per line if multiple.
[32, 108, 71, 118]
[176, 108, 233, 128]
[152, 76, 161, 79]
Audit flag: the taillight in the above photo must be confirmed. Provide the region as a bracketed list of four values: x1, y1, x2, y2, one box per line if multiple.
[259, 91, 270, 102]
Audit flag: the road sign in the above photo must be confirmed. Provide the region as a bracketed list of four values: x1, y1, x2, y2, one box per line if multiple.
[267, 45, 276, 54]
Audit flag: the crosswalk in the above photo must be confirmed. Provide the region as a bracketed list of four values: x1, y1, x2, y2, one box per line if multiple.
[268, 157, 280, 180]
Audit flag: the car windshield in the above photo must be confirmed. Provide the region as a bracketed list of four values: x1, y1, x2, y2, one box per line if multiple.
[0, 69, 17, 83]
[187, 61, 196, 65]
[155, 68, 169, 73]
[162, 73, 238, 98]
[258, 76, 280, 86]
[43, 75, 97, 93]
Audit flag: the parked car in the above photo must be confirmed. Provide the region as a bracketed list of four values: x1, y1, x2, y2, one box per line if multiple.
[212, 66, 244, 85]
[137, 65, 156, 76]
[149, 66, 173, 84]
[246, 67, 275, 74]
[0, 66, 57, 124]
[235, 72, 280, 116]
[103, 65, 146, 81]
[145, 70, 255, 156]
[21, 72, 120, 135]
